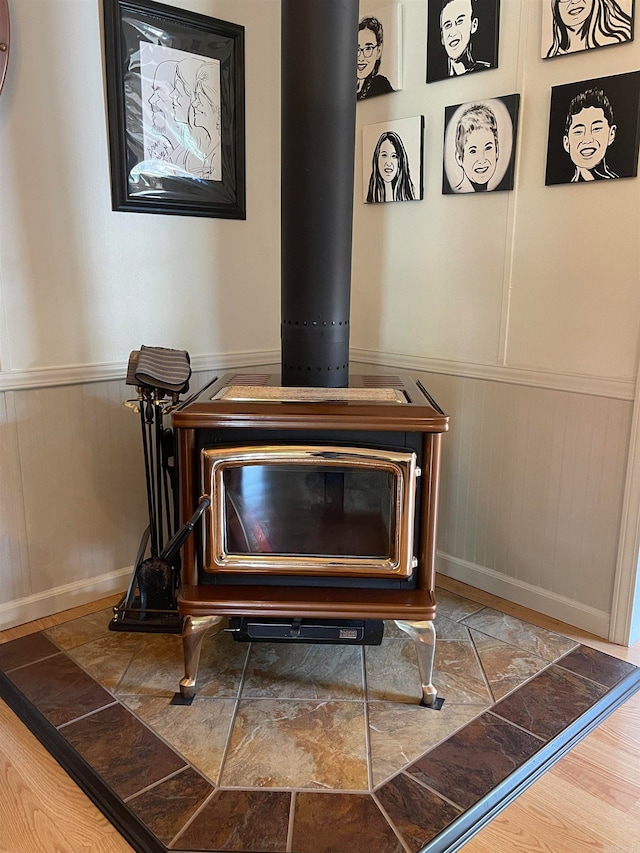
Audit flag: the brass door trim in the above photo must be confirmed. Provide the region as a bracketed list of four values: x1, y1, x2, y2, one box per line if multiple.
[201, 444, 419, 577]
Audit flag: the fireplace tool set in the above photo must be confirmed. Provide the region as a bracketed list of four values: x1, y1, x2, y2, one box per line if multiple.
[110, 345, 205, 634]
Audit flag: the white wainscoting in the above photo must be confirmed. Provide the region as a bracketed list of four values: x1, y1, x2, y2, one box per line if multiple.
[0, 360, 634, 637]
[0, 369, 221, 630]
[414, 369, 633, 638]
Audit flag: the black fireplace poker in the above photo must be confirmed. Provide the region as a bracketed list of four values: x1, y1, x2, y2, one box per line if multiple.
[280, 0, 358, 388]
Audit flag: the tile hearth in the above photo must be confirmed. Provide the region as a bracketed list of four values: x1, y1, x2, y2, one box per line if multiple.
[1, 585, 638, 853]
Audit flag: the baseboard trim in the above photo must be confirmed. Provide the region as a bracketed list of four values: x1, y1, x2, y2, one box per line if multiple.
[437, 552, 610, 639]
[0, 568, 132, 631]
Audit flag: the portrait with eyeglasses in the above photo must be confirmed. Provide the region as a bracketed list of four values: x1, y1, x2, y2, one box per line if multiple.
[541, 0, 633, 58]
[357, 5, 403, 101]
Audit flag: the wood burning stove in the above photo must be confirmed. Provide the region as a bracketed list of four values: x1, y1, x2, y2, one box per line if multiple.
[172, 371, 448, 705]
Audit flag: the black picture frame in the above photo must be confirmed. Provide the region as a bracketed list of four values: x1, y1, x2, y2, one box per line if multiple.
[103, 0, 245, 218]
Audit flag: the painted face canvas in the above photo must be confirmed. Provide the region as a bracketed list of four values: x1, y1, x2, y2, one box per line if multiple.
[541, 0, 634, 59]
[442, 94, 520, 194]
[363, 116, 424, 202]
[545, 71, 640, 185]
[357, 3, 403, 100]
[426, 0, 500, 83]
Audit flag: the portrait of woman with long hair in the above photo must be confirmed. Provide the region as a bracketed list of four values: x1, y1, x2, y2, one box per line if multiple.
[363, 117, 423, 203]
[543, 0, 633, 58]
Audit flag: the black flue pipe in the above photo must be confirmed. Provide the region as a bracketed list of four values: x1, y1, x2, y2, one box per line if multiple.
[280, 0, 358, 388]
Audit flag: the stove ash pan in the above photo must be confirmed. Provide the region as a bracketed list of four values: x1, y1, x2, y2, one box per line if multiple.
[173, 372, 449, 595]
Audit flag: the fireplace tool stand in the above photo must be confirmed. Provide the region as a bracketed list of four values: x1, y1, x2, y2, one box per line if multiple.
[110, 347, 195, 634]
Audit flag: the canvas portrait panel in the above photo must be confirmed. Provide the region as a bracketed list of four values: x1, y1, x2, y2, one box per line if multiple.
[426, 0, 500, 84]
[541, 0, 635, 60]
[442, 94, 520, 194]
[362, 116, 424, 203]
[357, 3, 403, 100]
[545, 71, 640, 186]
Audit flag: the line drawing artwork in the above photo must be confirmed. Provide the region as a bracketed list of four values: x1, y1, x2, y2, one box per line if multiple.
[140, 43, 222, 181]
[545, 72, 640, 185]
[426, 0, 499, 83]
[363, 116, 424, 202]
[357, 5, 402, 101]
[542, 0, 634, 59]
[442, 95, 519, 193]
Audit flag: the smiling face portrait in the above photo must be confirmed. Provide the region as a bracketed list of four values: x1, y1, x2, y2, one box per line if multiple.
[563, 89, 617, 180]
[378, 137, 399, 183]
[427, 0, 497, 80]
[443, 95, 519, 194]
[364, 120, 422, 203]
[454, 104, 499, 189]
[356, 14, 396, 100]
[544, 0, 633, 57]
[440, 0, 477, 61]
[357, 25, 382, 82]
[558, 0, 594, 30]
[546, 71, 640, 186]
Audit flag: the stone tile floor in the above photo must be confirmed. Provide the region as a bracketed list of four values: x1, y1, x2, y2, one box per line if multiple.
[1, 585, 637, 852]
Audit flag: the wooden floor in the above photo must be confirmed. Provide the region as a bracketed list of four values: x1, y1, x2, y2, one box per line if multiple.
[0, 579, 639, 853]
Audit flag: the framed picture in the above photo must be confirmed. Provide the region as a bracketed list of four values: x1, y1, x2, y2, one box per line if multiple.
[541, 0, 634, 60]
[103, 0, 245, 218]
[442, 94, 520, 193]
[545, 71, 640, 185]
[426, 0, 500, 84]
[357, 4, 403, 100]
[362, 116, 424, 202]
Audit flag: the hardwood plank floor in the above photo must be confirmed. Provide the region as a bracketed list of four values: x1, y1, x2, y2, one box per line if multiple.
[438, 577, 640, 853]
[0, 584, 639, 853]
[0, 596, 134, 853]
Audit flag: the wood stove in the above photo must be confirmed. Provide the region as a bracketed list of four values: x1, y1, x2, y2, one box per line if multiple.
[173, 371, 448, 704]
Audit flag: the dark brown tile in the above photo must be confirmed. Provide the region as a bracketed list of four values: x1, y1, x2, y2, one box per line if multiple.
[173, 789, 290, 852]
[291, 792, 404, 853]
[63, 703, 186, 799]
[406, 712, 541, 810]
[127, 767, 213, 846]
[375, 772, 461, 852]
[0, 632, 60, 672]
[557, 645, 637, 688]
[492, 664, 608, 740]
[8, 653, 114, 726]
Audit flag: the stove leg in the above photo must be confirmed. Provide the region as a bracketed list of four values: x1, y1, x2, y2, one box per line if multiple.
[180, 614, 225, 699]
[394, 619, 437, 706]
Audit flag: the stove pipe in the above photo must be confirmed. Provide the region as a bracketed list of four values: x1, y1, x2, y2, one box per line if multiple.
[280, 0, 358, 388]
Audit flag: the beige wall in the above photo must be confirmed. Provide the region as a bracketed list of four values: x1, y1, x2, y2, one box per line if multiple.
[0, 0, 639, 638]
[0, 0, 281, 373]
